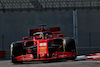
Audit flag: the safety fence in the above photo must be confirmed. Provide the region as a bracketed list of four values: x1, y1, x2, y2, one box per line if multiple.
[0, 0, 99, 10]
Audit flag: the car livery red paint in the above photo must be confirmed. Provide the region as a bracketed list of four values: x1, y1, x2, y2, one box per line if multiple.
[10, 25, 77, 63]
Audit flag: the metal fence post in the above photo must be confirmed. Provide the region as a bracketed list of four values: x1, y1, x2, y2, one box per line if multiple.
[73, 9, 78, 45]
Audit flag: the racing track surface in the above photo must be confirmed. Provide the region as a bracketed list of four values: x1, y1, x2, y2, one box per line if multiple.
[0, 60, 100, 67]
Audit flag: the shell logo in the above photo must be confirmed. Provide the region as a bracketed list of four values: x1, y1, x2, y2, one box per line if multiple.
[40, 47, 46, 49]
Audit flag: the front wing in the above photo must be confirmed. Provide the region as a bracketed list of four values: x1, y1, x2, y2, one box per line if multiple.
[13, 51, 75, 62]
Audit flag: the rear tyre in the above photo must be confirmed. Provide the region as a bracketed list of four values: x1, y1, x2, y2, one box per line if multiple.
[65, 39, 77, 60]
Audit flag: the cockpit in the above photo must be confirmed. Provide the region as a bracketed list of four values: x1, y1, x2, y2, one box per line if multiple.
[33, 32, 53, 39]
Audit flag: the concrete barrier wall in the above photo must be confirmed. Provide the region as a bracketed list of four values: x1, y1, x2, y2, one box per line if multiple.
[77, 9, 100, 48]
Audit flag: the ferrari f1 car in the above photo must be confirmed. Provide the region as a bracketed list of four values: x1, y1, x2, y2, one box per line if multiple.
[10, 25, 77, 63]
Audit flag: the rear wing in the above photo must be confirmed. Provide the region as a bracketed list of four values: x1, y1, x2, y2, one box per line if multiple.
[49, 27, 60, 34]
[29, 29, 40, 36]
[29, 27, 60, 36]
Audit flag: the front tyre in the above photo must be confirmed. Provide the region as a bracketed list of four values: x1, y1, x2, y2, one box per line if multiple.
[11, 42, 24, 64]
[65, 39, 77, 60]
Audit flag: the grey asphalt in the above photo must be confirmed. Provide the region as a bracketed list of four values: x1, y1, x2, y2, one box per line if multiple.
[0, 60, 100, 67]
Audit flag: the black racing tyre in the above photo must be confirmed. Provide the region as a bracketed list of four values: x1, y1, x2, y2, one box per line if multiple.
[65, 39, 77, 60]
[11, 43, 24, 64]
[65, 39, 76, 52]
[11, 58, 17, 63]
[12, 43, 23, 57]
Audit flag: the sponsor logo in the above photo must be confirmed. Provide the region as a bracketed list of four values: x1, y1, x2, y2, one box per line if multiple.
[23, 57, 31, 60]
[39, 43, 47, 46]
[40, 47, 46, 49]
[58, 55, 67, 57]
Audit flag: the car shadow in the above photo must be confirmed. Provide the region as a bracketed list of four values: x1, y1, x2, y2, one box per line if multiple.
[12, 59, 75, 65]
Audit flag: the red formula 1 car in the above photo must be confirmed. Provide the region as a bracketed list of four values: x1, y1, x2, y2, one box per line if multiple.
[10, 25, 77, 63]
